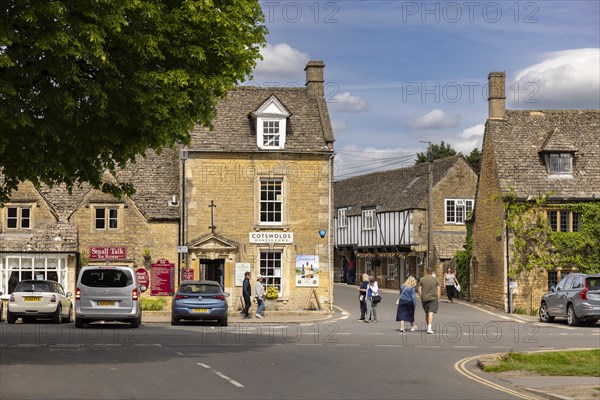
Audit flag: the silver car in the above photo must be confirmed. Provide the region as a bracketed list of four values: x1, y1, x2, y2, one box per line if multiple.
[75, 266, 144, 328]
[539, 273, 600, 326]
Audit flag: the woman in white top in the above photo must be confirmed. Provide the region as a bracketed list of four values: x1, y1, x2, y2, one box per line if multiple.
[443, 267, 459, 303]
[365, 276, 379, 323]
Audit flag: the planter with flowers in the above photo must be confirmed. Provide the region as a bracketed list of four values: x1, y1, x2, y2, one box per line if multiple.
[264, 287, 280, 311]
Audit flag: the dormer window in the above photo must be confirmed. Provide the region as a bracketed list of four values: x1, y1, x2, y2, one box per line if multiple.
[547, 153, 573, 175]
[252, 95, 290, 150]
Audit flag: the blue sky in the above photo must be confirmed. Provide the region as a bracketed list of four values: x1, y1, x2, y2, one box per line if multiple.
[249, 1, 600, 179]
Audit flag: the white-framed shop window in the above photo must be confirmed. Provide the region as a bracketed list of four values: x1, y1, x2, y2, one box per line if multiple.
[0, 254, 68, 296]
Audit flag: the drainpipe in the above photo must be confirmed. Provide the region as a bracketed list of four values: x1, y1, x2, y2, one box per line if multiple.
[505, 208, 512, 314]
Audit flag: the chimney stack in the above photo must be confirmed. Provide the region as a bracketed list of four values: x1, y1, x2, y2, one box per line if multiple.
[305, 60, 325, 99]
[488, 71, 506, 120]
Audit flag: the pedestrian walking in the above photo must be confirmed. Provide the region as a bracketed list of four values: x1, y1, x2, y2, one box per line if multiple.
[366, 276, 379, 322]
[396, 276, 417, 332]
[254, 274, 265, 318]
[357, 273, 369, 321]
[443, 266, 459, 303]
[417, 267, 441, 334]
[241, 271, 252, 319]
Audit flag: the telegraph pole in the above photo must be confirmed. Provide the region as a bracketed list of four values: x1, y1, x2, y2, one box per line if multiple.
[420, 141, 434, 271]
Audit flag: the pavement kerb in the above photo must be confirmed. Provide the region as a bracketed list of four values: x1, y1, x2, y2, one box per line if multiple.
[474, 348, 600, 400]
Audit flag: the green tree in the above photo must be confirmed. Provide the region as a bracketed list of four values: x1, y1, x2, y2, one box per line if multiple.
[415, 141, 457, 164]
[466, 148, 482, 171]
[0, 0, 267, 204]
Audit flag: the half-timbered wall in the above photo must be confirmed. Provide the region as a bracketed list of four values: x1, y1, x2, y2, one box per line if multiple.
[334, 210, 412, 248]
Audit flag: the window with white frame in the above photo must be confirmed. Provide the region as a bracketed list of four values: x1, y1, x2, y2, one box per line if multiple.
[260, 251, 282, 296]
[6, 206, 31, 229]
[362, 209, 375, 230]
[260, 179, 283, 225]
[262, 120, 281, 147]
[338, 208, 347, 228]
[254, 96, 290, 150]
[445, 199, 474, 224]
[95, 207, 119, 230]
[0, 255, 68, 295]
[546, 153, 573, 176]
[387, 256, 397, 278]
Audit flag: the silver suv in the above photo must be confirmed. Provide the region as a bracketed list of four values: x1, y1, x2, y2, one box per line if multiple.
[75, 266, 144, 328]
[539, 273, 600, 326]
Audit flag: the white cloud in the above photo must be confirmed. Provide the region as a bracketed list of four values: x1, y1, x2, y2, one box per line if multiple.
[331, 120, 347, 133]
[511, 48, 600, 109]
[330, 92, 370, 113]
[450, 124, 485, 154]
[405, 109, 460, 129]
[251, 43, 310, 83]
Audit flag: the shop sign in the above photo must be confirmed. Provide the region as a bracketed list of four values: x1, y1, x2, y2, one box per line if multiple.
[182, 268, 194, 281]
[249, 232, 293, 244]
[89, 246, 127, 260]
[136, 268, 149, 292]
[151, 258, 174, 296]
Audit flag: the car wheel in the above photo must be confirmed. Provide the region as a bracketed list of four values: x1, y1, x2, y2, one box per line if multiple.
[7, 310, 16, 324]
[567, 304, 580, 326]
[64, 305, 73, 323]
[539, 302, 554, 322]
[171, 315, 179, 325]
[75, 317, 84, 328]
[219, 316, 228, 327]
[52, 305, 62, 324]
[130, 315, 141, 328]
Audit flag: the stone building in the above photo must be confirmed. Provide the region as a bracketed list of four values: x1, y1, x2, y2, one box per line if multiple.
[182, 61, 335, 312]
[470, 71, 600, 312]
[0, 149, 180, 298]
[334, 155, 477, 290]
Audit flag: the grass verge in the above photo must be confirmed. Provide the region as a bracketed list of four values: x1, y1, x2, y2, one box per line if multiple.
[484, 349, 600, 376]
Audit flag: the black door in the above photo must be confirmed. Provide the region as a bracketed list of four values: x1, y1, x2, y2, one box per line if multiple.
[202, 259, 224, 287]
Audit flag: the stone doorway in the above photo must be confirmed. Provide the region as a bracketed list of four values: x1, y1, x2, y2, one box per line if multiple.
[201, 258, 224, 287]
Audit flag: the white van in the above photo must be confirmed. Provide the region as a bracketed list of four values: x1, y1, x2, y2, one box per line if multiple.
[75, 266, 144, 328]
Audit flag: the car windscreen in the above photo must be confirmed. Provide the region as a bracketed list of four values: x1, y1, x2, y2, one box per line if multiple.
[179, 284, 221, 294]
[15, 281, 51, 292]
[81, 269, 133, 288]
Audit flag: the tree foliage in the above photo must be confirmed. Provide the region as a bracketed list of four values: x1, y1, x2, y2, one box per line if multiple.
[0, 0, 267, 204]
[415, 141, 457, 164]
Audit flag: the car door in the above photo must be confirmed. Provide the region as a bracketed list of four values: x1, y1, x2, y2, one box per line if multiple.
[555, 275, 574, 316]
[547, 276, 568, 315]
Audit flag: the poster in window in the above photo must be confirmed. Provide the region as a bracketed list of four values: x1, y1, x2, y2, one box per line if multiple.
[295, 255, 319, 287]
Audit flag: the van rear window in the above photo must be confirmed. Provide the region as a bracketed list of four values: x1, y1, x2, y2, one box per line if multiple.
[81, 269, 133, 288]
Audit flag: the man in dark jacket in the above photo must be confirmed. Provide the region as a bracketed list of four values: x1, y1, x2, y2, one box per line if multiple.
[241, 271, 252, 319]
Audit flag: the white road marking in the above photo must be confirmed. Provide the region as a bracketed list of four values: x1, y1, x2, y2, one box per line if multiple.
[375, 344, 403, 348]
[196, 363, 244, 388]
[453, 346, 478, 349]
[296, 343, 322, 346]
[415, 345, 440, 348]
[335, 343, 360, 347]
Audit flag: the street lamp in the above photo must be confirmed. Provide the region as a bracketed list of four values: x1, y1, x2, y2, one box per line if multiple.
[179, 147, 188, 287]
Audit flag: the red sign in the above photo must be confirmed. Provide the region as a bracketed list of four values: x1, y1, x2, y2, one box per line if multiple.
[136, 268, 149, 292]
[151, 258, 174, 296]
[89, 246, 127, 260]
[182, 268, 194, 281]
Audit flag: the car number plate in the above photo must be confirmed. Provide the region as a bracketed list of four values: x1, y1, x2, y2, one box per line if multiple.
[24, 296, 41, 301]
[98, 300, 116, 306]
[192, 308, 209, 313]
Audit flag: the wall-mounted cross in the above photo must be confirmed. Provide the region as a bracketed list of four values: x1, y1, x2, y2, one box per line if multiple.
[209, 200, 217, 234]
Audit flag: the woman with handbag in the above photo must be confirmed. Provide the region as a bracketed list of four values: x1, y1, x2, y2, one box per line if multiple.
[396, 276, 417, 332]
[357, 273, 369, 321]
[365, 276, 379, 323]
[443, 267, 459, 303]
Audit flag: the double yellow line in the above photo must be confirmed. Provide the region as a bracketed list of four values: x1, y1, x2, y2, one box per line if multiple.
[454, 355, 539, 400]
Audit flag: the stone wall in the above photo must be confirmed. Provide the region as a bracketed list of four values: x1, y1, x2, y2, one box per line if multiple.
[185, 153, 332, 312]
[471, 124, 507, 310]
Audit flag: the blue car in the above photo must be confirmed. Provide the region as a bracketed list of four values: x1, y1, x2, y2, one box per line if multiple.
[171, 281, 229, 326]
